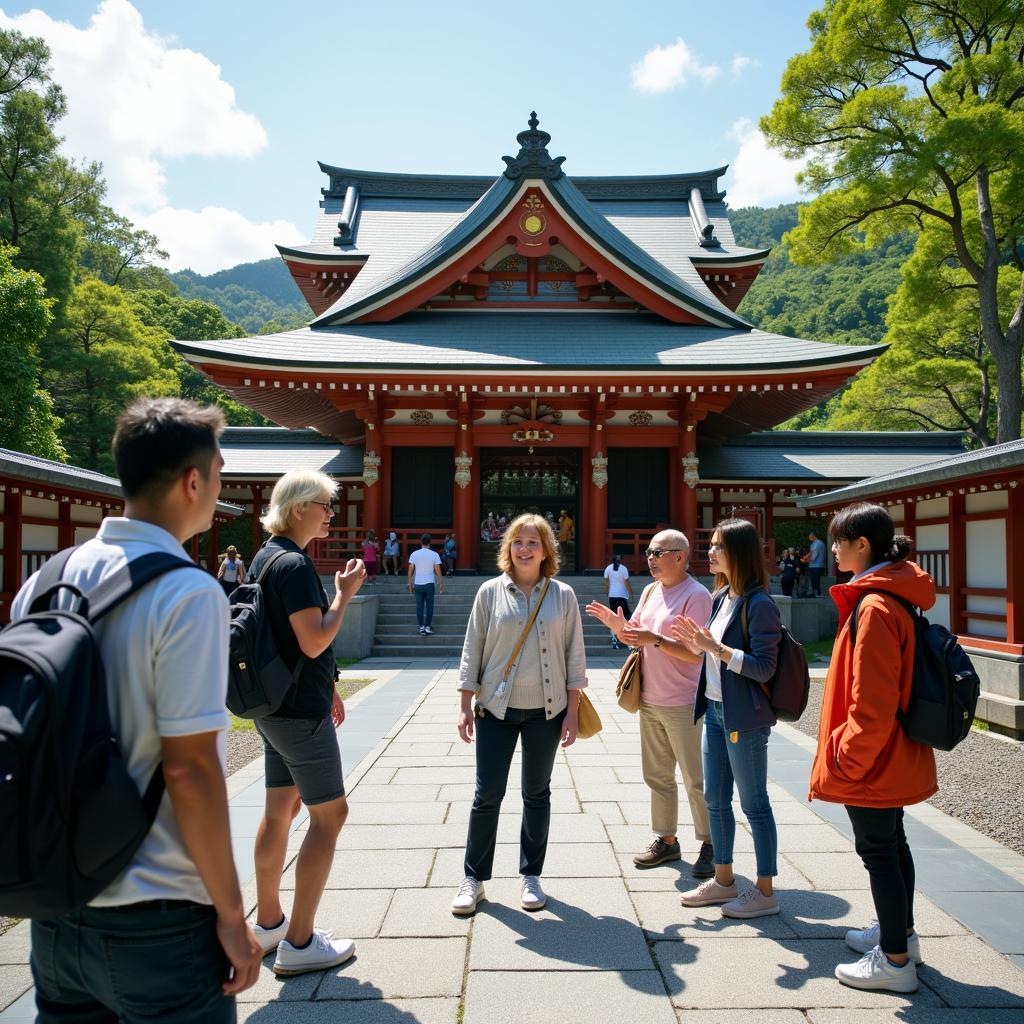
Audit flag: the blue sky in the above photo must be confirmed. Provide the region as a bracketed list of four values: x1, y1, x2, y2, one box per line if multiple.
[0, 0, 821, 273]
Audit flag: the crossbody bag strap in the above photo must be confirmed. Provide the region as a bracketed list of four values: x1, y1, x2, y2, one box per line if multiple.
[502, 577, 551, 682]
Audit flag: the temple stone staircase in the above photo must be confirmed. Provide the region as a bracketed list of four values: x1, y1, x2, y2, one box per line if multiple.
[351, 574, 636, 661]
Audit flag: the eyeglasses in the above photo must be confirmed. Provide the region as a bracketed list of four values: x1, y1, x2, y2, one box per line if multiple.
[310, 500, 336, 515]
[708, 542, 724, 552]
[644, 548, 684, 559]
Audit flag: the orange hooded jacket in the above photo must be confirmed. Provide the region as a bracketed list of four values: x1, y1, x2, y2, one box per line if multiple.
[809, 560, 938, 809]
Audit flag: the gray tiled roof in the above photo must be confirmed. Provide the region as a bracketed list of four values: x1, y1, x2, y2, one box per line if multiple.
[0, 448, 244, 515]
[700, 431, 965, 482]
[304, 171, 750, 329]
[220, 428, 364, 478]
[173, 312, 885, 372]
[797, 437, 1024, 508]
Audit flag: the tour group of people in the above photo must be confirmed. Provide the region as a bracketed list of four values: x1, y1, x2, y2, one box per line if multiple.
[12, 397, 938, 1021]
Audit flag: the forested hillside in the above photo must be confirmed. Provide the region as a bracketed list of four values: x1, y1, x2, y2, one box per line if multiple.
[173, 259, 307, 334]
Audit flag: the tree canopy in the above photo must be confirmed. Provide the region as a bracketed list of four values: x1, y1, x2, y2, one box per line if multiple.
[762, 0, 1024, 444]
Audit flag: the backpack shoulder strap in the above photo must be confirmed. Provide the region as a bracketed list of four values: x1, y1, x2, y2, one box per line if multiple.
[253, 547, 302, 585]
[26, 547, 81, 613]
[87, 553, 203, 623]
[850, 588, 918, 645]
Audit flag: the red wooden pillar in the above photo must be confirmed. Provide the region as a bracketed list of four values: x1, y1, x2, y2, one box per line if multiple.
[902, 501, 917, 556]
[948, 493, 966, 637]
[712, 485, 722, 527]
[1006, 486, 1024, 645]
[57, 500, 75, 550]
[763, 488, 775, 543]
[453, 403, 478, 570]
[210, 520, 220, 576]
[2, 490, 24, 617]
[190, 534, 200, 564]
[669, 444, 681, 527]
[585, 398, 608, 571]
[679, 414, 698, 549]
[249, 485, 263, 559]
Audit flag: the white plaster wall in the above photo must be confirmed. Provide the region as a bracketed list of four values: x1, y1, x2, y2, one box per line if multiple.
[22, 496, 57, 517]
[74, 526, 100, 544]
[966, 491, 1008, 514]
[966, 519, 1007, 589]
[915, 523, 949, 553]
[71, 505, 104, 524]
[930, 594, 951, 630]
[916, 497, 949, 519]
[23, 524, 58, 551]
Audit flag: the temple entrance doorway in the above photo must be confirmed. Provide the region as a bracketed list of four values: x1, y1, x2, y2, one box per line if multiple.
[479, 448, 580, 572]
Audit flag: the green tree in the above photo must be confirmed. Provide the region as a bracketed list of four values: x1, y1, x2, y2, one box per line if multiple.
[128, 288, 270, 426]
[80, 206, 168, 286]
[44, 280, 178, 471]
[0, 245, 63, 458]
[0, 29, 103, 313]
[762, 0, 1024, 443]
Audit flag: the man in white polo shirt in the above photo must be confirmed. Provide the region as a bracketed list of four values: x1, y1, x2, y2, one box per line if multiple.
[11, 398, 261, 1022]
[407, 533, 444, 635]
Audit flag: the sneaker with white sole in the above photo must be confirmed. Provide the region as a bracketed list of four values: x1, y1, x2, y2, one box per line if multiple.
[679, 878, 738, 907]
[272, 929, 356, 976]
[835, 945, 919, 993]
[451, 877, 485, 916]
[521, 875, 547, 911]
[253, 915, 289, 954]
[423, 626, 434, 635]
[721, 887, 780, 919]
[846, 919, 922, 963]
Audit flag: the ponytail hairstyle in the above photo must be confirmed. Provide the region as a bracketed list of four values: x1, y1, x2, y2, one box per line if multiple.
[827, 502, 912, 564]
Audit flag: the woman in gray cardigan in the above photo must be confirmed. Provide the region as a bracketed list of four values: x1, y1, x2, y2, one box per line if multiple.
[452, 513, 588, 917]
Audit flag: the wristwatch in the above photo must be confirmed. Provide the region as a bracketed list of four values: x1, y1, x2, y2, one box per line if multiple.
[653, 635, 664, 648]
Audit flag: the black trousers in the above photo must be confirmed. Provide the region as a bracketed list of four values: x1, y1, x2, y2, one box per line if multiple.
[845, 805, 915, 955]
[780, 575, 795, 597]
[608, 596, 631, 624]
[464, 705, 565, 881]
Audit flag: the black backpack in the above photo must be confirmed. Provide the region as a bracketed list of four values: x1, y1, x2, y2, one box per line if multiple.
[0, 547, 200, 918]
[739, 595, 811, 722]
[851, 590, 980, 751]
[226, 548, 306, 719]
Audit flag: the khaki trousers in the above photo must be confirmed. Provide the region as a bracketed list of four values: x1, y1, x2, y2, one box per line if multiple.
[639, 702, 711, 842]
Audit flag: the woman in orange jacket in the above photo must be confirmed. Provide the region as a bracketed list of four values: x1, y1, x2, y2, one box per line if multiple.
[810, 502, 937, 995]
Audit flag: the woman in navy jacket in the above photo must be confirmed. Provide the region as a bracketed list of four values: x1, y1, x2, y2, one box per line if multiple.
[673, 518, 782, 919]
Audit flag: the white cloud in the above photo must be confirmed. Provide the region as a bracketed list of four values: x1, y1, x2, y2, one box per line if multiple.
[135, 206, 304, 275]
[631, 38, 720, 93]
[0, 0, 287, 273]
[725, 119, 809, 208]
[730, 55, 759, 76]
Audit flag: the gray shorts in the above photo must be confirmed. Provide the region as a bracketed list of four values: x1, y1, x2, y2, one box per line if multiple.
[255, 715, 345, 805]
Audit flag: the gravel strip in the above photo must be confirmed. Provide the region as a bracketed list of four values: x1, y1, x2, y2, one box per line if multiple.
[791, 675, 1024, 856]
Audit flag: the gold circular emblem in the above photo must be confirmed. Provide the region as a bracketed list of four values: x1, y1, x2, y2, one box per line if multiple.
[521, 213, 545, 235]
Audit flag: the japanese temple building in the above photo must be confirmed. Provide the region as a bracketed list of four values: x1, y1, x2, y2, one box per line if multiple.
[176, 115, 963, 575]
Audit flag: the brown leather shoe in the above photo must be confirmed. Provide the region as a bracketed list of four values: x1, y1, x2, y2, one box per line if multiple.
[633, 836, 681, 868]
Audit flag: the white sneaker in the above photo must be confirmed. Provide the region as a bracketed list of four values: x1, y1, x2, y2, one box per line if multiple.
[272, 928, 356, 976]
[253, 915, 289, 954]
[521, 874, 547, 911]
[835, 945, 919, 993]
[424, 626, 434, 635]
[452, 877, 485, 916]
[846, 919, 922, 963]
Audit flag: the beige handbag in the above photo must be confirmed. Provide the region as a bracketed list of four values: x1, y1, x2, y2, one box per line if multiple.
[615, 583, 659, 713]
[575, 689, 602, 739]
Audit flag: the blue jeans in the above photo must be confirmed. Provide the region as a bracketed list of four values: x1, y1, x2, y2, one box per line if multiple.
[31, 901, 233, 1023]
[414, 583, 435, 627]
[702, 699, 778, 878]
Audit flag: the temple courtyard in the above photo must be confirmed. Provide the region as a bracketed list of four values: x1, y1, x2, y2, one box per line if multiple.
[1, 660, 1023, 1023]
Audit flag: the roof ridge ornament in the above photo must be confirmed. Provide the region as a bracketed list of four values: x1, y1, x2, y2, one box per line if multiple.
[502, 112, 566, 182]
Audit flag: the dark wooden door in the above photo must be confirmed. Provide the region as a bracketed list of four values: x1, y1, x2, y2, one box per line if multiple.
[390, 447, 453, 528]
[608, 448, 669, 527]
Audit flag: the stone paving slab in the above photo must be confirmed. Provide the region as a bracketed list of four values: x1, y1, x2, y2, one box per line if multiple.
[469, 878, 650, 971]
[0, 971, 31, 1018]
[346, 801, 450, 825]
[239, 997, 459, 1023]
[379, 889, 473, 937]
[915, 936, 1024, 1006]
[0, 927, 29, 967]
[631, 890, 799, 940]
[677, 1012, 807, 1024]
[463, 970, 676, 1024]
[653, 937, 943, 1008]
[281, 849, 434, 889]
[429, 842, 621, 884]
[779, 889, 969, 940]
[781, 851, 874, 890]
[315, 938, 466, 999]
[803, 1011, 1024, 1024]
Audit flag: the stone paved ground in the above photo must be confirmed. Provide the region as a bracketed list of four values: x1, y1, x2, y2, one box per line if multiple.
[2, 661, 1023, 1023]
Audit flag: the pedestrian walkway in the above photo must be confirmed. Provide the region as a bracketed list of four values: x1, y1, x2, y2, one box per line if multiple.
[2, 659, 1023, 1021]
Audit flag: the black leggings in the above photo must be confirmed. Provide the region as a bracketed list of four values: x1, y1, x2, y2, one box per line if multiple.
[845, 805, 915, 954]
